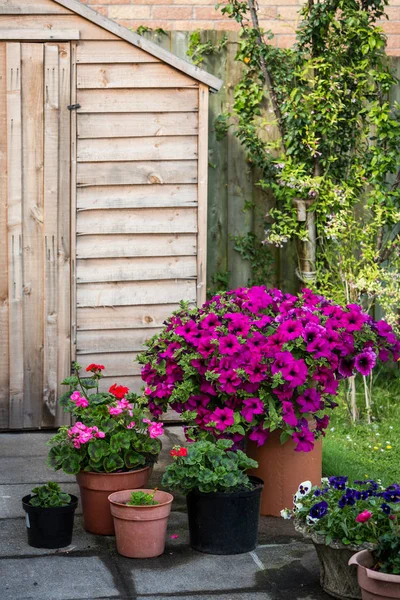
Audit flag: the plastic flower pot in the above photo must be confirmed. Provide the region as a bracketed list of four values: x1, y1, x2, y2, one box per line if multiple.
[108, 489, 173, 558]
[22, 494, 78, 549]
[247, 429, 322, 516]
[349, 550, 400, 600]
[186, 476, 263, 555]
[76, 466, 151, 535]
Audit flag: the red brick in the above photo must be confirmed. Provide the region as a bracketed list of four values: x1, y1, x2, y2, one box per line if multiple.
[386, 35, 400, 48]
[276, 6, 301, 20]
[109, 5, 151, 18]
[215, 19, 240, 31]
[171, 19, 215, 30]
[152, 6, 193, 19]
[276, 34, 296, 48]
[90, 4, 108, 14]
[195, 6, 225, 19]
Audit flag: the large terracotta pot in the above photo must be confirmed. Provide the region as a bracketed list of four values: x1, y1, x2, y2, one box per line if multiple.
[349, 550, 400, 600]
[108, 489, 173, 558]
[76, 466, 151, 535]
[246, 429, 322, 516]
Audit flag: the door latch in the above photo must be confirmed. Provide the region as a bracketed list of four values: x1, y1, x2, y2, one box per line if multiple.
[67, 103, 81, 111]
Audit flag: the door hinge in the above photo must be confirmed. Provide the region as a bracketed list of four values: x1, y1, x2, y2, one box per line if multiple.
[67, 103, 81, 111]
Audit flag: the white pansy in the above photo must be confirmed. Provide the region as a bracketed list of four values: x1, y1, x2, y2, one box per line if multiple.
[280, 509, 292, 520]
[306, 515, 318, 526]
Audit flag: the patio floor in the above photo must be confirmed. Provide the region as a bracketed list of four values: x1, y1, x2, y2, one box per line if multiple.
[0, 428, 331, 600]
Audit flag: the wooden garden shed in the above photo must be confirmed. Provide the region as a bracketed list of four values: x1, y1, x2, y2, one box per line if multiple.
[0, 0, 222, 430]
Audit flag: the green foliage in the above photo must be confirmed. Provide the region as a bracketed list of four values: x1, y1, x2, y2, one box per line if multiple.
[373, 531, 400, 574]
[136, 26, 167, 36]
[233, 232, 274, 286]
[187, 31, 228, 66]
[126, 489, 158, 506]
[209, 0, 400, 332]
[29, 482, 71, 508]
[161, 439, 258, 494]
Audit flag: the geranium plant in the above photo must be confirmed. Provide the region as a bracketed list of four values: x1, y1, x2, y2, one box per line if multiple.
[282, 477, 400, 546]
[47, 363, 163, 475]
[29, 482, 71, 508]
[126, 490, 158, 506]
[373, 531, 400, 574]
[138, 286, 399, 451]
[161, 439, 258, 494]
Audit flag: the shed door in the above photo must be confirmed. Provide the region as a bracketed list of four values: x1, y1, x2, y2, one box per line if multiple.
[1, 41, 71, 429]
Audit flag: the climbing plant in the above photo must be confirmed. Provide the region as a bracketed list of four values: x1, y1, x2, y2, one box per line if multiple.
[207, 0, 400, 334]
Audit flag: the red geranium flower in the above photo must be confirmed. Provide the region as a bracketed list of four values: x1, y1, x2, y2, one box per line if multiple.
[170, 447, 187, 458]
[109, 383, 129, 399]
[86, 363, 105, 373]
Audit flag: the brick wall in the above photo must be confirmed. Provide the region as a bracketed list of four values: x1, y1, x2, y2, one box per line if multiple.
[83, 0, 400, 55]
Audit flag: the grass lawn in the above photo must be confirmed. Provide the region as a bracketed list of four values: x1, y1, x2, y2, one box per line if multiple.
[322, 370, 400, 486]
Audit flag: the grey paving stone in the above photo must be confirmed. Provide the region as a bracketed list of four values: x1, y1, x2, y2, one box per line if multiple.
[136, 595, 275, 600]
[123, 548, 269, 596]
[0, 432, 54, 458]
[0, 516, 101, 557]
[0, 456, 75, 485]
[0, 556, 120, 600]
[0, 483, 81, 519]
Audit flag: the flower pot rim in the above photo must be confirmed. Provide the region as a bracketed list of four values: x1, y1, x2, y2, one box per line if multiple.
[188, 476, 264, 499]
[349, 549, 400, 584]
[22, 494, 79, 511]
[77, 465, 151, 477]
[108, 489, 174, 509]
[294, 520, 375, 552]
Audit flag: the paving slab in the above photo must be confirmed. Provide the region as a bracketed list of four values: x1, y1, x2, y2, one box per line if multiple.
[0, 555, 120, 600]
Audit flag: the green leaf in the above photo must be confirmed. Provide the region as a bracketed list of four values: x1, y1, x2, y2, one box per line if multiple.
[103, 453, 124, 473]
[61, 454, 82, 475]
[88, 439, 110, 462]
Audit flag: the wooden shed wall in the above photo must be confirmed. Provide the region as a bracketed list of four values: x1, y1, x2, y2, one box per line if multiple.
[0, 0, 208, 417]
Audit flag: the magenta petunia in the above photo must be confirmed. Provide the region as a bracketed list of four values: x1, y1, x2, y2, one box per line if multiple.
[296, 388, 323, 413]
[209, 407, 235, 431]
[338, 356, 355, 378]
[248, 424, 270, 446]
[281, 401, 298, 427]
[292, 426, 315, 452]
[241, 397, 264, 422]
[354, 350, 377, 376]
[281, 359, 308, 388]
[277, 319, 304, 341]
[219, 334, 242, 355]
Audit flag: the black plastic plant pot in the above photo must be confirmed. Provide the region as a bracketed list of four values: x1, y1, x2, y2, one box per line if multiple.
[22, 494, 78, 549]
[186, 476, 263, 555]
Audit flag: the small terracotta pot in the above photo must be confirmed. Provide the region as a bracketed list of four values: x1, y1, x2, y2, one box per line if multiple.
[349, 550, 400, 600]
[247, 429, 322, 516]
[76, 467, 151, 535]
[108, 489, 173, 558]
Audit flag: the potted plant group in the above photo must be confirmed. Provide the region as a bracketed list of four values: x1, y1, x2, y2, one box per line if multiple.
[282, 477, 400, 599]
[22, 482, 78, 549]
[138, 286, 399, 515]
[162, 438, 263, 555]
[349, 529, 400, 599]
[47, 363, 163, 535]
[108, 488, 174, 558]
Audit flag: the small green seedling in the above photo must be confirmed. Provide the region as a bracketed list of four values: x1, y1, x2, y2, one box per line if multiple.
[126, 489, 158, 506]
[29, 482, 71, 508]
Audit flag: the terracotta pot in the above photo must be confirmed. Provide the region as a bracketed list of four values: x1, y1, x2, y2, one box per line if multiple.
[349, 550, 400, 600]
[76, 467, 151, 535]
[108, 489, 173, 558]
[247, 429, 322, 516]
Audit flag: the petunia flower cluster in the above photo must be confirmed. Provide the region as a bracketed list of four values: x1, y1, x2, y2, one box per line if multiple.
[282, 477, 400, 546]
[138, 286, 399, 451]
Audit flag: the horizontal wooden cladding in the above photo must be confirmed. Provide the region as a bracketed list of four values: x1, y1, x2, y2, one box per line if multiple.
[0, 15, 118, 40]
[77, 279, 196, 307]
[75, 352, 142, 376]
[77, 161, 197, 186]
[77, 63, 197, 90]
[77, 303, 183, 330]
[77, 328, 161, 353]
[77, 207, 197, 235]
[77, 256, 197, 283]
[77, 113, 198, 139]
[0, 28, 80, 40]
[77, 233, 197, 259]
[76, 41, 160, 64]
[77, 136, 198, 162]
[77, 184, 197, 210]
[0, 0, 72, 14]
[77, 89, 198, 113]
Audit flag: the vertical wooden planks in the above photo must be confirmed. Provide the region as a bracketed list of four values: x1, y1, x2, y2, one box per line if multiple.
[70, 41, 77, 366]
[42, 43, 59, 426]
[0, 42, 9, 429]
[197, 84, 209, 306]
[21, 43, 44, 428]
[6, 42, 23, 429]
[57, 42, 71, 426]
